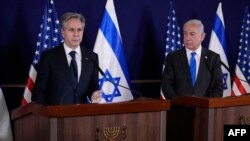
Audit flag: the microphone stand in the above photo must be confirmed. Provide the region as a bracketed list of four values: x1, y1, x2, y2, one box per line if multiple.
[220, 61, 248, 83]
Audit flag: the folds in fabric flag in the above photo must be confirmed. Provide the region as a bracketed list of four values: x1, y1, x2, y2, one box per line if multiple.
[160, 1, 182, 99]
[208, 2, 231, 97]
[0, 87, 13, 141]
[231, 6, 250, 96]
[21, 0, 63, 105]
[93, 0, 134, 103]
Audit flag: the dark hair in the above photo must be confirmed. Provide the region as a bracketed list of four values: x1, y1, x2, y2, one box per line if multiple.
[60, 12, 85, 29]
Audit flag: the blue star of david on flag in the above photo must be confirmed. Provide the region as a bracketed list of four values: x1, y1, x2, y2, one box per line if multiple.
[99, 70, 122, 102]
[223, 73, 228, 89]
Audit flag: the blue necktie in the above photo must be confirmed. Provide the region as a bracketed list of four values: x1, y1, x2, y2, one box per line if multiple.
[190, 52, 196, 86]
[69, 51, 78, 87]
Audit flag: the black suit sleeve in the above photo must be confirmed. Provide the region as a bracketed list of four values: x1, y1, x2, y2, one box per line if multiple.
[86, 53, 99, 98]
[161, 53, 177, 99]
[209, 53, 224, 97]
[31, 51, 50, 104]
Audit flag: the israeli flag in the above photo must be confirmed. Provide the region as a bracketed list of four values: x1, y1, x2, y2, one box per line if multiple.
[208, 3, 231, 97]
[93, 0, 134, 103]
[0, 88, 13, 141]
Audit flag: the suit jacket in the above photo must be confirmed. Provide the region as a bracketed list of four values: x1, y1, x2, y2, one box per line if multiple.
[32, 44, 99, 105]
[162, 47, 223, 99]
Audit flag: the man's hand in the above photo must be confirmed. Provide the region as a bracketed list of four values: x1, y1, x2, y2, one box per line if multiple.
[91, 90, 102, 103]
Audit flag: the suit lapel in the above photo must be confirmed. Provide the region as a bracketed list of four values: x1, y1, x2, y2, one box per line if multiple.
[195, 48, 207, 88]
[180, 48, 193, 88]
[78, 47, 86, 85]
[76, 47, 90, 94]
[56, 44, 74, 85]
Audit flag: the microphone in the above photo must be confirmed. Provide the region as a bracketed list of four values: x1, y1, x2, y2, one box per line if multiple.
[204, 56, 214, 98]
[220, 61, 248, 83]
[85, 57, 105, 76]
[220, 61, 230, 73]
[85, 57, 143, 97]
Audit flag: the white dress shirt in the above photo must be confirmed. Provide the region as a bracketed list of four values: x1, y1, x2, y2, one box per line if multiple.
[64, 43, 82, 81]
[186, 45, 202, 78]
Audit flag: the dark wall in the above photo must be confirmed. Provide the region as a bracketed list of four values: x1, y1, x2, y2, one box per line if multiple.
[0, 0, 249, 109]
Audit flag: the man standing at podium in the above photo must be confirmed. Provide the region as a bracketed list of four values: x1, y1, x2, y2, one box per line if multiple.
[32, 12, 101, 105]
[162, 19, 223, 99]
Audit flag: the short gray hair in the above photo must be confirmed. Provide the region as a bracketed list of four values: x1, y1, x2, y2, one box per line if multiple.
[60, 12, 86, 29]
[184, 19, 204, 33]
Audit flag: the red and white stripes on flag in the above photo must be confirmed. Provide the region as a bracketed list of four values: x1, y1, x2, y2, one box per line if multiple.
[21, 0, 63, 105]
[231, 6, 250, 96]
[22, 66, 37, 105]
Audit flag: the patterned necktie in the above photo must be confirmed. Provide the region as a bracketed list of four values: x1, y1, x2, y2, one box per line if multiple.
[189, 52, 196, 86]
[69, 51, 78, 86]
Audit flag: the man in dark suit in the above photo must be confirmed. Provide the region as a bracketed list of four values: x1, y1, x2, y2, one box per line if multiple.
[162, 19, 223, 99]
[32, 12, 101, 105]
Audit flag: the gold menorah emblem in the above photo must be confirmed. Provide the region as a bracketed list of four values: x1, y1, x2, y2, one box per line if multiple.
[240, 114, 250, 125]
[103, 126, 120, 141]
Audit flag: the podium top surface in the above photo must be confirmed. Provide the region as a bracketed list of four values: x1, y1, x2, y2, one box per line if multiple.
[12, 98, 170, 120]
[171, 95, 250, 108]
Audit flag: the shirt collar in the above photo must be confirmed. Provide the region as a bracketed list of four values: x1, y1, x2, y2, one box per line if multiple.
[63, 43, 81, 55]
[186, 45, 202, 57]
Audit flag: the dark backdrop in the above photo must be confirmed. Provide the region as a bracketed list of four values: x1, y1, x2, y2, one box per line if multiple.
[0, 0, 249, 110]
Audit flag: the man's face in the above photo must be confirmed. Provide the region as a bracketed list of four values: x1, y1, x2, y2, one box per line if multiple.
[61, 18, 84, 49]
[183, 24, 205, 51]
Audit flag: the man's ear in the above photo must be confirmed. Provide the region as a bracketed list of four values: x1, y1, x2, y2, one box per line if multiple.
[61, 29, 65, 38]
[201, 32, 206, 41]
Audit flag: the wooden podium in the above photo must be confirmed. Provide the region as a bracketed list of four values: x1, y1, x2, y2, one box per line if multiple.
[12, 98, 170, 141]
[167, 95, 250, 141]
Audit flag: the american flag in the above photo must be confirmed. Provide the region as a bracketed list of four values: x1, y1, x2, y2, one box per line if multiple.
[160, 1, 182, 99]
[231, 6, 250, 96]
[21, 0, 63, 105]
